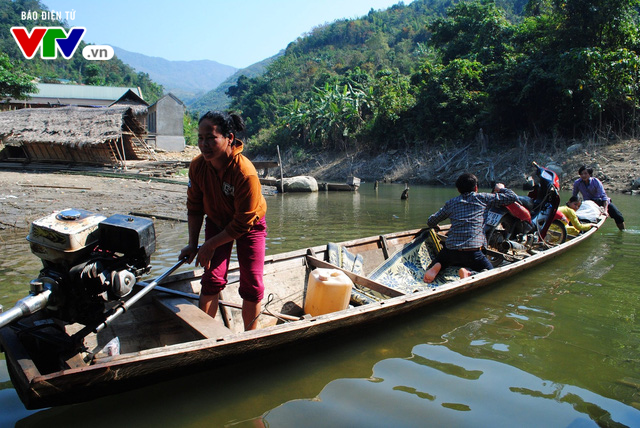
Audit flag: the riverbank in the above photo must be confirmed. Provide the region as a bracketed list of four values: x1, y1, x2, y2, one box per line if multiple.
[0, 139, 637, 230]
[278, 138, 640, 194]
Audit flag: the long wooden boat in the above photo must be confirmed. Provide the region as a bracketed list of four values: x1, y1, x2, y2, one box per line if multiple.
[0, 214, 605, 409]
[320, 182, 360, 191]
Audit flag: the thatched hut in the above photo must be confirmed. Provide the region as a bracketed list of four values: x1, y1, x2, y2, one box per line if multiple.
[0, 106, 155, 166]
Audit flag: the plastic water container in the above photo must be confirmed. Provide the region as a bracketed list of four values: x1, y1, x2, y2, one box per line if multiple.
[304, 268, 354, 316]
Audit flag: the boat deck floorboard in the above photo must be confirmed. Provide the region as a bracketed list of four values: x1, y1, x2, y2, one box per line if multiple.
[153, 296, 232, 339]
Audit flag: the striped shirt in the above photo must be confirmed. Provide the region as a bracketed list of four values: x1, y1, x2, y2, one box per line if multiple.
[428, 189, 518, 250]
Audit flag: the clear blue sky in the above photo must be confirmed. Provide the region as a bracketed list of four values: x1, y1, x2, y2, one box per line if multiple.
[39, 0, 411, 69]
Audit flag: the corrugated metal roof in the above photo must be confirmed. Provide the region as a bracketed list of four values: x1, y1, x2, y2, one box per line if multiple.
[31, 83, 143, 101]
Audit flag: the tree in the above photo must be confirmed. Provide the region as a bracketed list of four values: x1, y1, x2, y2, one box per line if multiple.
[84, 63, 105, 86]
[554, 0, 640, 50]
[134, 72, 163, 105]
[0, 53, 37, 100]
[281, 82, 373, 151]
[563, 48, 640, 134]
[371, 69, 415, 122]
[225, 0, 640, 151]
[508, 0, 640, 135]
[413, 59, 489, 142]
[429, 0, 514, 66]
[183, 111, 199, 146]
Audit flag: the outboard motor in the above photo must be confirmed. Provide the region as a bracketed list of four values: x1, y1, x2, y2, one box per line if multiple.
[0, 209, 155, 329]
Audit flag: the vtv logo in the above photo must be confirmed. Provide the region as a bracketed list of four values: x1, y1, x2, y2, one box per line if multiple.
[11, 27, 86, 59]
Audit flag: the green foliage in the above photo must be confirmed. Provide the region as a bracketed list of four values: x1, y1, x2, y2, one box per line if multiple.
[183, 111, 199, 146]
[231, 0, 447, 150]
[0, 0, 164, 104]
[372, 69, 416, 122]
[502, 0, 640, 135]
[563, 48, 640, 129]
[226, 0, 640, 152]
[84, 64, 104, 86]
[0, 53, 37, 100]
[283, 81, 372, 151]
[4, 0, 639, 151]
[412, 59, 489, 141]
[190, 55, 278, 115]
[552, 0, 640, 50]
[429, 0, 514, 65]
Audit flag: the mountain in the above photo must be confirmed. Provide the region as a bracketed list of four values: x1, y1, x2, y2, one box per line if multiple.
[112, 46, 238, 103]
[188, 51, 283, 114]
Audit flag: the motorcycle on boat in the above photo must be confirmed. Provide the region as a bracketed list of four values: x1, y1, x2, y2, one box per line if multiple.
[484, 162, 567, 267]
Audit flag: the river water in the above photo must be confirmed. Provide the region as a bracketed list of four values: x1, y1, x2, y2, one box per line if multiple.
[1, 183, 639, 427]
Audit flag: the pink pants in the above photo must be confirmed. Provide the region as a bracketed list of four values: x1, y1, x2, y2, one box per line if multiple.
[200, 216, 267, 302]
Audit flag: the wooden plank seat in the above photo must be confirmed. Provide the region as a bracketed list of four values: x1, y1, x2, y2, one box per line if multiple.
[153, 296, 232, 339]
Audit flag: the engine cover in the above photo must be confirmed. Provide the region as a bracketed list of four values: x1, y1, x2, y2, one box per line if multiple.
[27, 209, 107, 265]
[98, 214, 156, 260]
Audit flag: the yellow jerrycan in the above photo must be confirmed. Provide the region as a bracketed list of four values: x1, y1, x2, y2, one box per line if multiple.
[304, 268, 354, 316]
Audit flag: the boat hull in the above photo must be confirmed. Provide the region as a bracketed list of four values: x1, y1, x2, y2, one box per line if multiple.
[0, 219, 605, 409]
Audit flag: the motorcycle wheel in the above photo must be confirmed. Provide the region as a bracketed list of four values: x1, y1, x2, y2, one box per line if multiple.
[485, 227, 507, 267]
[543, 219, 567, 246]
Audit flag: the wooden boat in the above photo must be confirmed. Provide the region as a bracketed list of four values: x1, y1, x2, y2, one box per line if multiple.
[0, 214, 605, 409]
[320, 182, 360, 191]
[260, 176, 360, 191]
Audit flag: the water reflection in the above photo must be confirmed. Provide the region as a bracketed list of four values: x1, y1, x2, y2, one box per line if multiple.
[270, 192, 321, 244]
[259, 345, 638, 427]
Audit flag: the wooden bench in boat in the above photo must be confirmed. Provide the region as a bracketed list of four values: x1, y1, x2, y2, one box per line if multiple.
[153, 296, 232, 339]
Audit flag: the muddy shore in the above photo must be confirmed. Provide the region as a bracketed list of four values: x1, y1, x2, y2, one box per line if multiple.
[0, 140, 638, 231]
[0, 168, 189, 230]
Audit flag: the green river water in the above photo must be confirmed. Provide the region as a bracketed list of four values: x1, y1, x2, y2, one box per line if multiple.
[1, 183, 639, 427]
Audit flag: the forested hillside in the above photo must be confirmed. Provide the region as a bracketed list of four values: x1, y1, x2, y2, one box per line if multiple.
[0, 0, 164, 103]
[189, 53, 281, 114]
[227, 0, 640, 156]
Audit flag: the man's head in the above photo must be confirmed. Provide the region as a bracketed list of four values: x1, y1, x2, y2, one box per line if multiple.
[578, 165, 594, 182]
[456, 173, 478, 194]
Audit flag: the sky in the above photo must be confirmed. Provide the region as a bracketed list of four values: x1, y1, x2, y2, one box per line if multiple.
[38, 0, 411, 69]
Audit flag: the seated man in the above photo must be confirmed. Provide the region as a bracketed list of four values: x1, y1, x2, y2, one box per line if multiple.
[424, 173, 518, 283]
[558, 196, 596, 235]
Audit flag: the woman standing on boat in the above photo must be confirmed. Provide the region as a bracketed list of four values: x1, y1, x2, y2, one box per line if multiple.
[572, 165, 625, 231]
[179, 111, 267, 330]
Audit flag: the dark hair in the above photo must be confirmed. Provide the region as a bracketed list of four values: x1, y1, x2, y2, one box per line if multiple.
[568, 195, 581, 204]
[578, 165, 593, 176]
[199, 111, 246, 139]
[456, 173, 478, 193]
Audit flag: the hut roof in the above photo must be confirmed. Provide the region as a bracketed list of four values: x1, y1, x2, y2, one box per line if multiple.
[29, 83, 144, 106]
[0, 106, 147, 146]
[110, 89, 149, 107]
[149, 93, 185, 108]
